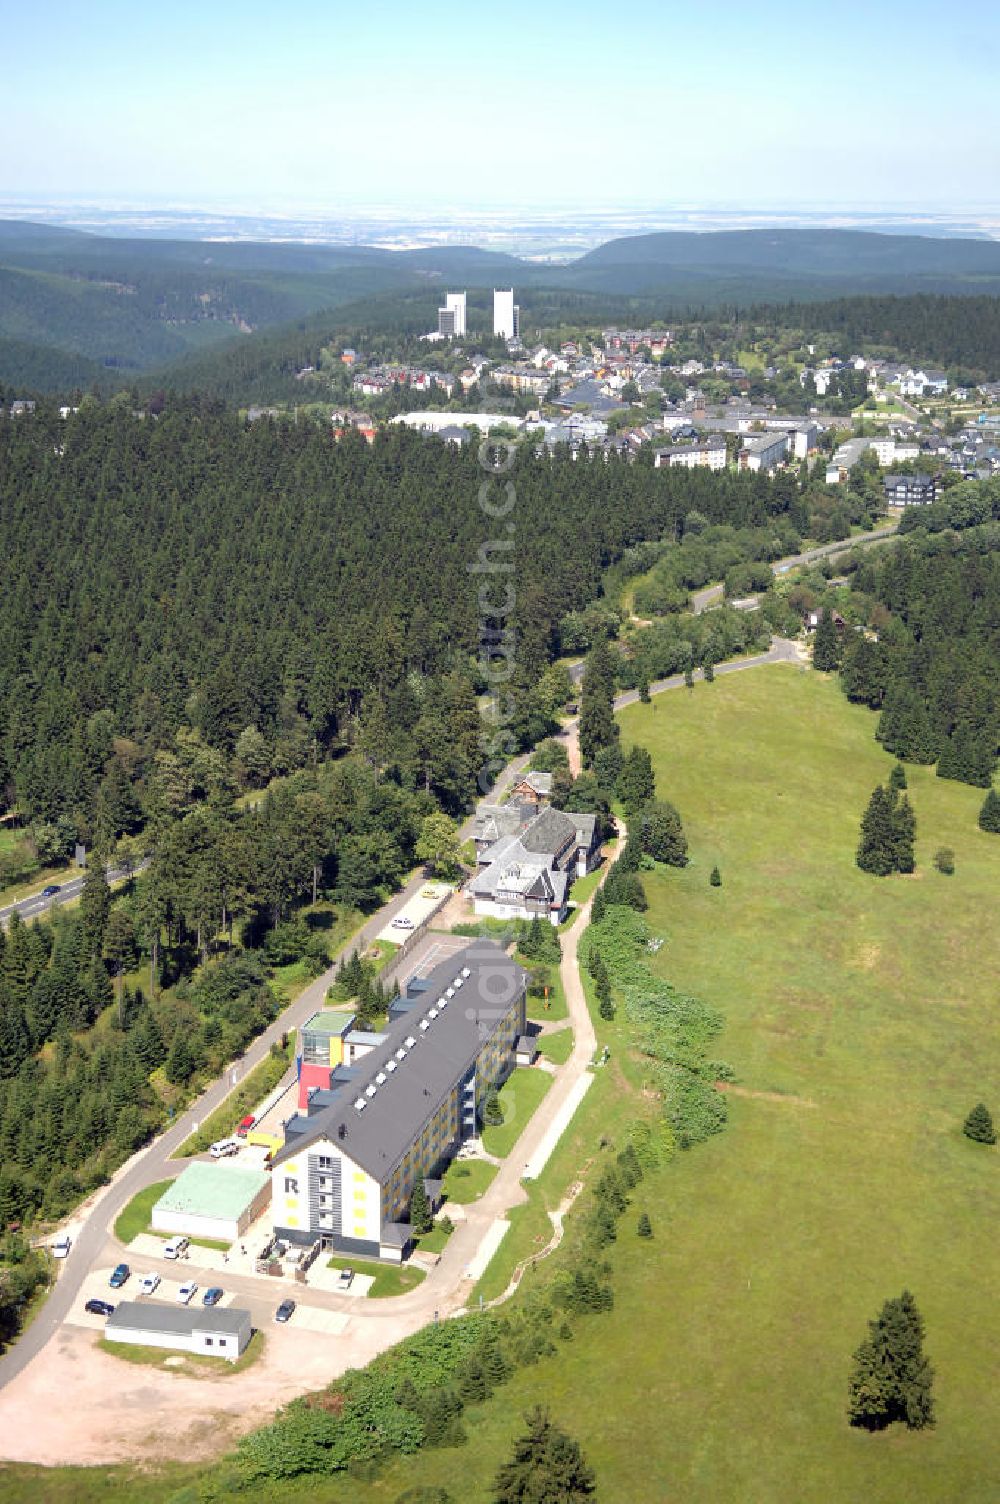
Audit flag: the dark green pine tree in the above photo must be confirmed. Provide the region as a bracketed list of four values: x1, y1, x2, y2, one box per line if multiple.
[847, 1290, 935, 1432]
[812, 609, 841, 672]
[936, 722, 996, 788]
[578, 640, 618, 771]
[79, 860, 111, 958]
[962, 1102, 996, 1144]
[877, 684, 939, 765]
[589, 886, 606, 926]
[856, 787, 894, 875]
[492, 1407, 596, 1504]
[888, 762, 907, 793]
[977, 788, 1000, 833]
[891, 793, 916, 874]
[409, 1176, 432, 1235]
[637, 1212, 653, 1238]
[709, 865, 722, 887]
[616, 745, 656, 815]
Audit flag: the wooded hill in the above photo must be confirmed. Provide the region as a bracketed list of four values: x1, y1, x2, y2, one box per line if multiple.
[6, 217, 1000, 390]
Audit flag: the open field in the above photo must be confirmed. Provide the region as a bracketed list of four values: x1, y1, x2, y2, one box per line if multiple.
[3, 666, 997, 1503]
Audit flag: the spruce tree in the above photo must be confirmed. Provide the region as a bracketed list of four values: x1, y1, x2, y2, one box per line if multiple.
[891, 793, 916, 874]
[978, 788, 1000, 833]
[492, 1408, 596, 1504]
[79, 861, 111, 958]
[578, 641, 618, 770]
[856, 786, 897, 875]
[889, 762, 907, 793]
[637, 1212, 653, 1238]
[709, 865, 722, 887]
[813, 609, 841, 672]
[962, 1102, 996, 1144]
[409, 1176, 432, 1234]
[847, 1290, 935, 1431]
[590, 886, 606, 925]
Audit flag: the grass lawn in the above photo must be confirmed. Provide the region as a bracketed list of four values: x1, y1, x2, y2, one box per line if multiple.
[481, 1068, 553, 1159]
[113, 1179, 175, 1244]
[516, 950, 568, 1023]
[325, 1255, 425, 1299]
[175, 1041, 293, 1157]
[537, 1027, 573, 1065]
[413, 1219, 453, 1254]
[566, 864, 605, 915]
[441, 1157, 498, 1205]
[98, 1328, 264, 1377]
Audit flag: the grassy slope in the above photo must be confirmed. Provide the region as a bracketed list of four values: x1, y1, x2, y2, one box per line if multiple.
[4, 665, 997, 1502]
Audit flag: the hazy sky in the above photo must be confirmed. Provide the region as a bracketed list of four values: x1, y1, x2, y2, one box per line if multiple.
[5, 0, 999, 209]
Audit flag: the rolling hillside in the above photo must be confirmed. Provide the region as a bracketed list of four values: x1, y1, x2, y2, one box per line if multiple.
[3, 218, 1000, 392]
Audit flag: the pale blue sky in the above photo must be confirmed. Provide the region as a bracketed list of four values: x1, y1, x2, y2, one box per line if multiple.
[4, 0, 998, 208]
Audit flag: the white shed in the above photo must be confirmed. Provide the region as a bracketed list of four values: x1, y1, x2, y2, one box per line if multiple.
[105, 1301, 252, 1359]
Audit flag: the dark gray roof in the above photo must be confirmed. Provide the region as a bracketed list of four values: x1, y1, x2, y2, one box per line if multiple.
[106, 1302, 251, 1337]
[519, 806, 579, 858]
[272, 940, 526, 1180]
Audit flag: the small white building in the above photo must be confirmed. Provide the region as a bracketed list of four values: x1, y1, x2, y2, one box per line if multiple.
[105, 1301, 252, 1360]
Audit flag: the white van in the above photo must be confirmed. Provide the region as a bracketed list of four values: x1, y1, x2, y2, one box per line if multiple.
[210, 1138, 240, 1159]
[163, 1235, 189, 1260]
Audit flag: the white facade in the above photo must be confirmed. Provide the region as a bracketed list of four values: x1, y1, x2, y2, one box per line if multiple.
[739, 433, 788, 472]
[276, 1146, 383, 1247]
[438, 291, 467, 337]
[790, 424, 818, 459]
[392, 411, 524, 434]
[494, 288, 519, 340]
[868, 436, 896, 465]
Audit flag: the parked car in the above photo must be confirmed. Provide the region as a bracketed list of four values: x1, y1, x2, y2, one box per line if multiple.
[274, 1298, 296, 1324]
[41, 884, 61, 898]
[209, 1138, 240, 1159]
[85, 1299, 114, 1317]
[176, 1281, 198, 1305]
[391, 914, 415, 930]
[202, 1287, 224, 1307]
[51, 1234, 71, 1259]
[236, 1114, 256, 1137]
[163, 1235, 189, 1260]
[337, 1267, 355, 1291]
[109, 1263, 130, 1288]
[139, 1272, 160, 1296]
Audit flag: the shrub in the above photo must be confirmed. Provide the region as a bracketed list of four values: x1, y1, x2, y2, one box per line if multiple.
[933, 847, 955, 875]
[637, 1212, 653, 1238]
[709, 865, 722, 887]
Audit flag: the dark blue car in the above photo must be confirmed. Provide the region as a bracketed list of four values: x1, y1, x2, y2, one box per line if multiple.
[41, 884, 61, 898]
[202, 1287, 224, 1307]
[85, 1299, 115, 1317]
[109, 1262, 130, 1288]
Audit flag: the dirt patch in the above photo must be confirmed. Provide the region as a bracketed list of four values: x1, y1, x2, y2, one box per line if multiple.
[857, 944, 881, 970]
[716, 1083, 817, 1108]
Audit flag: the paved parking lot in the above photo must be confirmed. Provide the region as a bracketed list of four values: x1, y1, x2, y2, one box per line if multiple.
[284, 1305, 351, 1336]
[65, 1266, 238, 1331]
[374, 882, 452, 944]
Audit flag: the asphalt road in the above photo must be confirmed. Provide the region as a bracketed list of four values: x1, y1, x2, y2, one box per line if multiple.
[690, 522, 900, 615]
[0, 860, 149, 929]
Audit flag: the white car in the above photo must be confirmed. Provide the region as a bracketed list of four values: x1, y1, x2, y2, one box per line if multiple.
[51, 1234, 71, 1259]
[176, 1280, 198, 1305]
[139, 1272, 160, 1296]
[391, 914, 414, 930]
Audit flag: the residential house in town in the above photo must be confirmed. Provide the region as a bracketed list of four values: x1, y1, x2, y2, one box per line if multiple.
[738, 432, 788, 473]
[654, 435, 727, 471]
[883, 472, 939, 506]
